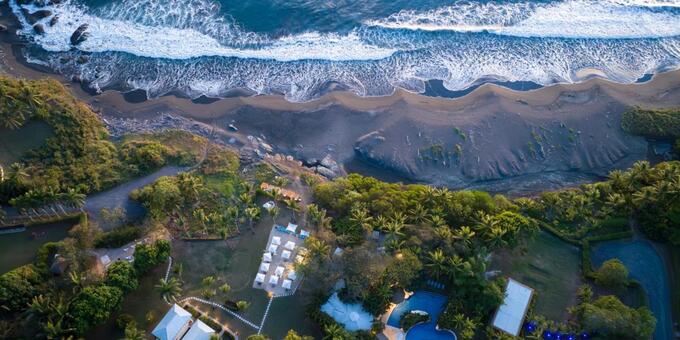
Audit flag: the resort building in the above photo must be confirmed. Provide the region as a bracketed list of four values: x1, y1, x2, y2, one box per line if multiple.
[260, 182, 302, 202]
[152, 304, 215, 340]
[492, 278, 534, 337]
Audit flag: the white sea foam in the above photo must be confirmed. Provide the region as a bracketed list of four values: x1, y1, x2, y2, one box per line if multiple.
[366, 0, 680, 38]
[10, 0, 397, 61]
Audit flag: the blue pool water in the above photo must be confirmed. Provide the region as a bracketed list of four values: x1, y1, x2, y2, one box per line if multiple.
[387, 291, 456, 340]
[591, 239, 672, 340]
[7, 0, 680, 101]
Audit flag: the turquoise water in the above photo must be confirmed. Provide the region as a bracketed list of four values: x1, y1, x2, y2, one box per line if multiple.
[7, 0, 680, 101]
[591, 239, 673, 340]
[387, 291, 456, 340]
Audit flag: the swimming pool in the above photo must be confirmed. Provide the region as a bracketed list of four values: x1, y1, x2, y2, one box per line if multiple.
[387, 291, 457, 340]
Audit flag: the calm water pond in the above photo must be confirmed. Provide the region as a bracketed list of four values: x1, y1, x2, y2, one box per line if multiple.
[0, 220, 76, 274]
[591, 239, 672, 340]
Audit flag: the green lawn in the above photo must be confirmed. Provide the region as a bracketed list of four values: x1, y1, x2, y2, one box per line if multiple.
[491, 231, 582, 320]
[0, 120, 53, 166]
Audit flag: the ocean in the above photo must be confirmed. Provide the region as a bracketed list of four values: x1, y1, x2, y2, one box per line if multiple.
[8, 0, 680, 101]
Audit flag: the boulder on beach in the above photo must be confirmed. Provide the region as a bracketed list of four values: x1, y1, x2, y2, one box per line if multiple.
[70, 24, 90, 46]
[0, 24, 7, 32]
[33, 24, 45, 35]
[49, 15, 59, 27]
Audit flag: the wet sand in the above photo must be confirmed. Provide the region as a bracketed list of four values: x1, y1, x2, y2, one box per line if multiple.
[2, 8, 680, 194]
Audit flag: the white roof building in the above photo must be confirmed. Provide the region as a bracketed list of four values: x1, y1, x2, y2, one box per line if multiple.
[263, 252, 272, 262]
[99, 255, 111, 267]
[259, 262, 270, 273]
[275, 266, 285, 276]
[269, 275, 280, 285]
[255, 273, 266, 284]
[281, 250, 292, 260]
[286, 223, 298, 233]
[282, 279, 292, 290]
[268, 244, 279, 254]
[271, 236, 281, 245]
[288, 270, 297, 281]
[284, 241, 296, 251]
[492, 278, 534, 336]
[152, 304, 192, 340]
[182, 319, 215, 340]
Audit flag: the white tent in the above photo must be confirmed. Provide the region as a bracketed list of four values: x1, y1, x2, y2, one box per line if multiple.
[271, 236, 281, 245]
[152, 304, 192, 340]
[269, 275, 280, 285]
[255, 273, 266, 284]
[262, 201, 275, 210]
[275, 266, 285, 276]
[284, 241, 296, 251]
[286, 223, 298, 233]
[183, 319, 215, 340]
[262, 252, 272, 262]
[281, 250, 292, 260]
[259, 262, 270, 273]
[282, 279, 292, 290]
[492, 279, 534, 336]
[300, 229, 310, 238]
[288, 270, 297, 281]
[268, 244, 278, 254]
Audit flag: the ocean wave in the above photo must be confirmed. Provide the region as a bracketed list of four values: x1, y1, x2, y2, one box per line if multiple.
[366, 0, 680, 39]
[10, 0, 397, 61]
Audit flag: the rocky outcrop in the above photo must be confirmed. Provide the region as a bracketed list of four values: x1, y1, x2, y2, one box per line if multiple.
[70, 24, 89, 46]
[0, 24, 8, 32]
[33, 24, 44, 34]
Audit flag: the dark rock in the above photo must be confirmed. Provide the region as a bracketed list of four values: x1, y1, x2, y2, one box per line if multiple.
[0, 24, 7, 32]
[76, 55, 89, 64]
[33, 24, 45, 35]
[33, 9, 52, 19]
[71, 75, 83, 83]
[320, 154, 340, 173]
[49, 15, 59, 27]
[70, 24, 89, 45]
[315, 166, 338, 179]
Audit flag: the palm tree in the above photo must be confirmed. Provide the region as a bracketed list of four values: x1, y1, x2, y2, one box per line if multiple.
[9, 162, 29, 183]
[245, 206, 261, 229]
[408, 203, 429, 224]
[305, 237, 330, 262]
[155, 278, 182, 303]
[474, 212, 496, 233]
[485, 227, 507, 249]
[384, 221, 405, 240]
[323, 323, 347, 340]
[41, 318, 74, 339]
[269, 206, 280, 224]
[0, 111, 25, 130]
[426, 249, 448, 279]
[62, 188, 85, 211]
[238, 192, 253, 207]
[68, 271, 85, 294]
[18, 83, 42, 112]
[453, 226, 476, 247]
[350, 207, 373, 234]
[427, 214, 448, 229]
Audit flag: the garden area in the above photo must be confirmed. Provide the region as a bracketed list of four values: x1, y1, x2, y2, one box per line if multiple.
[491, 231, 582, 320]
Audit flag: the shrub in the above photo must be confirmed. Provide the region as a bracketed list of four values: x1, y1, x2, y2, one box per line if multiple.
[116, 314, 135, 330]
[105, 261, 139, 293]
[94, 225, 143, 248]
[594, 259, 629, 290]
[621, 107, 680, 139]
[401, 311, 429, 330]
[199, 315, 223, 333]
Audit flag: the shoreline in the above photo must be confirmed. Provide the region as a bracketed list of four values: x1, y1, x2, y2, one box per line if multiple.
[2, 7, 680, 195]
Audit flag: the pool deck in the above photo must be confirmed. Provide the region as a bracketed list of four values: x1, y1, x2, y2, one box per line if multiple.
[379, 290, 414, 340]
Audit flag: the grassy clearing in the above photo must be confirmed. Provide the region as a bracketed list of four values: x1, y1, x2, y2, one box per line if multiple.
[492, 231, 582, 320]
[0, 120, 53, 166]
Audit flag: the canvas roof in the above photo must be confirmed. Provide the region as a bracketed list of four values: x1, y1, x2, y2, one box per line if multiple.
[281, 250, 292, 260]
[269, 275, 280, 285]
[300, 229, 310, 237]
[275, 266, 285, 276]
[268, 244, 278, 254]
[492, 279, 534, 336]
[286, 223, 298, 233]
[255, 273, 266, 283]
[271, 236, 281, 245]
[152, 304, 192, 340]
[284, 241, 296, 250]
[263, 252, 272, 262]
[288, 270, 297, 281]
[183, 319, 215, 340]
[282, 279, 292, 289]
[259, 262, 270, 272]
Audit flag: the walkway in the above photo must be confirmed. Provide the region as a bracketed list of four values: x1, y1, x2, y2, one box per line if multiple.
[258, 296, 274, 334]
[179, 297, 260, 330]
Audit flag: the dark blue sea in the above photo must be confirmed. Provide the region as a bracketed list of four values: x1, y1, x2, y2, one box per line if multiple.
[9, 0, 680, 101]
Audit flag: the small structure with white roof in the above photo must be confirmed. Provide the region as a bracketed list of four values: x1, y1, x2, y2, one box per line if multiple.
[288, 270, 297, 281]
[275, 266, 285, 276]
[269, 275, 280, 286]
[284, 240, 296, 251]
[255, 273, 266, 285]
[300, 229, 310, 239]
[262, 252, 272, 262]
[286, 223, 298, 234]
[182, 319, 215, 340]
[271, 236, 281, 245]
[492, 278, 534, 336]
[282, 279, 292, 290]
[281, 250, 292, 260]
[259, 262, 270, 273]
[268, 244, 279, 254]
[152, 304, 192, 340]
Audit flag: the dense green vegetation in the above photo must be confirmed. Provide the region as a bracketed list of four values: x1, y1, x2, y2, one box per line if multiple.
[400, 311, 429, 330]
[621, 107, 680, 139]
[0, 212, 170, 338]
[0, 76, 207, 212]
